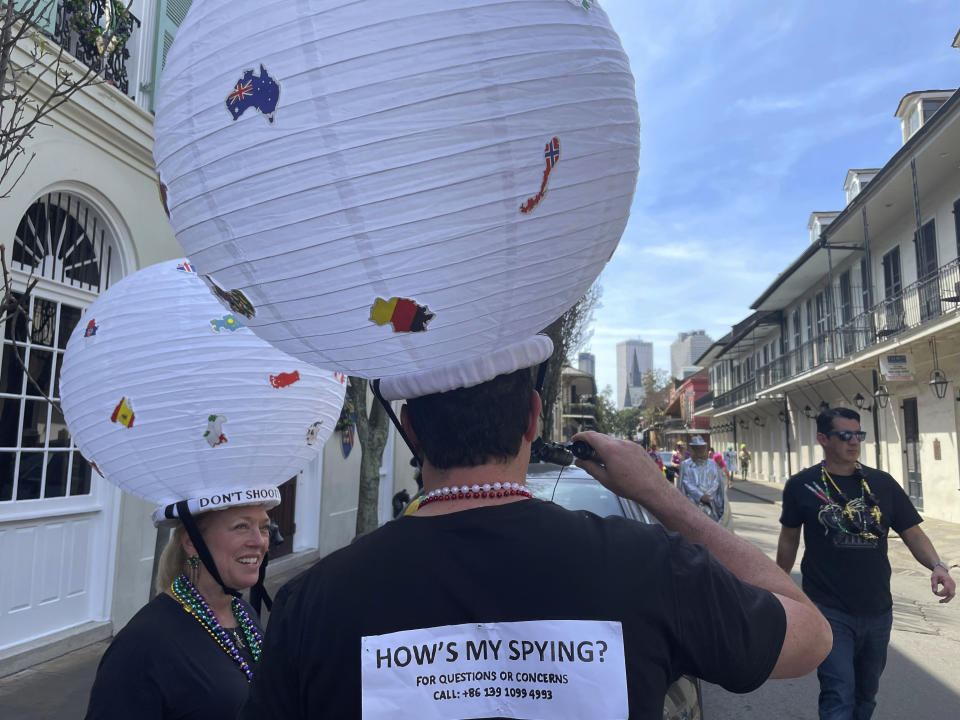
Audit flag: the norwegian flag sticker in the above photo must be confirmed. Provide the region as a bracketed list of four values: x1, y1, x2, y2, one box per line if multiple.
[520, 137, 561, 214]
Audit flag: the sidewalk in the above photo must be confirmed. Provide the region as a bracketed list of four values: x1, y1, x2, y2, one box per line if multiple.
[729, 477, 786, 506]
[0, 547, 324, 720]
[730, 478, 960, 569]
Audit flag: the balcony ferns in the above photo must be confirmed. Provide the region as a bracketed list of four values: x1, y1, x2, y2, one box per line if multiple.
[66, 0, 133, 56]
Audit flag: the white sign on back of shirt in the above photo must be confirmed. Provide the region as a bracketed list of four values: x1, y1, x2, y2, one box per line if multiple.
[361, 620, 628, 719]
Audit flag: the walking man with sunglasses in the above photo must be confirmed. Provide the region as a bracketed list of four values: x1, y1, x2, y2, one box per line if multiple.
[776, 407, 955, 720]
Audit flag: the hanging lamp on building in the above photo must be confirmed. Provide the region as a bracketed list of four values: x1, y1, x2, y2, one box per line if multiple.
[929, 337, 949, 400]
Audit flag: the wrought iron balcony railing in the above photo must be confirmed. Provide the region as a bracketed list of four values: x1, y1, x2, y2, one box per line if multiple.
[713, 378, 756, 412]
[48, 1, 142, 99]
[562, 401, 597, 417]
[710, 257, 960, 412]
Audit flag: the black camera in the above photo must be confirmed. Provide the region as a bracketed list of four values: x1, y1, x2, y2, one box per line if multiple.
[530, 438, 599, 466]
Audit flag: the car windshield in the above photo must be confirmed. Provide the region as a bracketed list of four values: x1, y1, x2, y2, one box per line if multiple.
[525, 471, 625, 518]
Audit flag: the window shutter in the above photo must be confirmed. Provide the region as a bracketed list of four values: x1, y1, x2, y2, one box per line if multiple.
[151, 0, 193, 110]
[16, 0, 56, 34]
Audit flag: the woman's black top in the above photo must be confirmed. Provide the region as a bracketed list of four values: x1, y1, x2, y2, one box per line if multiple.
[85, 592, 260, 719]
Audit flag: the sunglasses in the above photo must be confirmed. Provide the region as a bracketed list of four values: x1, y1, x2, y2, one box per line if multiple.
[825, 430, 867, 442]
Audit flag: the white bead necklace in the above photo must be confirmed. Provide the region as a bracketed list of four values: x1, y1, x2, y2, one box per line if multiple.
[418, 481, 531, 508]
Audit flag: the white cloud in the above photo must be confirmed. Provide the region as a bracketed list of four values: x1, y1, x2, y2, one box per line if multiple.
[580, 0, 959, 400]
[735, 96, 807, 113]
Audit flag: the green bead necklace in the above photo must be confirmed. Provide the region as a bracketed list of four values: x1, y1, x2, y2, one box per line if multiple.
[171, 574, 263, 681]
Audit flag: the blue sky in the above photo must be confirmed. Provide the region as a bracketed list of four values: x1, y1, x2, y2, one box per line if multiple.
[587, 0, 959, 400]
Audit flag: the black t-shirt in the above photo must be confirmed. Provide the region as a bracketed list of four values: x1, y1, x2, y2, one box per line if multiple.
[85, 592, 261, 720]
[780, 463, 922, 616]
[242, 499, 786, 720]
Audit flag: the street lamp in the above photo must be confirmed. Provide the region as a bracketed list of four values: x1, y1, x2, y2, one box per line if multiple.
[930, 369, 949, 399]
[854, 392, 865, 409]
[777, 410, 786, 423]
[754, 415, 764, 428]
[929, 338, 949, 400]
[874, 385, 890, 409]
[803, 405, 816, 419]
[818, 400, 830, 413]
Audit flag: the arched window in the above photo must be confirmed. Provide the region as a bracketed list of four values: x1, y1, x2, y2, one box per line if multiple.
[12, 192, 121, 290]
[1, 192, 124, 502]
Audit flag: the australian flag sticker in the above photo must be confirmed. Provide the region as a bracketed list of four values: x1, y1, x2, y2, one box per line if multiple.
[226, 64, 280, 124]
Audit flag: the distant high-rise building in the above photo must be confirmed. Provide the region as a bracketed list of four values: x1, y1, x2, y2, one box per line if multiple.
[616, 339, 653, 408]
[578, 352, 596, 378]
[670, 330, 713, 379]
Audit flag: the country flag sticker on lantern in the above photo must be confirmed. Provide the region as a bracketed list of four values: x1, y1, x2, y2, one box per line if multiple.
[210, 314, 244, 332]
[369, 297, 435, 334]
[59, 260, 346, 513]
[154, 0, 640, 380]
[111, 397, 135, 428]
[520, 137, 561, 214]
[225, 65, 280, 123]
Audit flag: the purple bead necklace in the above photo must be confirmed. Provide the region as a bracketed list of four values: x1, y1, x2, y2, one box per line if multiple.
[171, 574, 263, 681]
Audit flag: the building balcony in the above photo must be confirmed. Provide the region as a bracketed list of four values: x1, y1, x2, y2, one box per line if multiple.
[836, 256, 960, 349]
[43, 1, 142, 99]
[712, 378, 756, 413]
[562, 401, 597, 418]
[712, 257, 960, 411]
[693, 391, 713, 411]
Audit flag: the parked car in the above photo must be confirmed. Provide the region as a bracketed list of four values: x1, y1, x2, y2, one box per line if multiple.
[526, 462, 704, 720]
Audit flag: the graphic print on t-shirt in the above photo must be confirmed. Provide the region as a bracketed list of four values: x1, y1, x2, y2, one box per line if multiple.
[807, 469, 884, 550]
[361, 620, 628, 720]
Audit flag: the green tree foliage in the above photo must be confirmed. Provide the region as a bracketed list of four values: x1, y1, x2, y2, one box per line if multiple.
[611, 405, 643, 440]
[591, 385, 616, 435]
[640, 368, 673, 429]
[538, 282, 601, 440]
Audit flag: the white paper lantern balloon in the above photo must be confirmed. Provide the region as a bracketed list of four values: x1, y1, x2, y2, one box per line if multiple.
[154, 0, 639, 379]
[59, 260, 347, 516]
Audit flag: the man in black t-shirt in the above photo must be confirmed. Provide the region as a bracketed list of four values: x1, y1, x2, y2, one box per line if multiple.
[777, 407, 955, 720]
[243, 346, 832, 719]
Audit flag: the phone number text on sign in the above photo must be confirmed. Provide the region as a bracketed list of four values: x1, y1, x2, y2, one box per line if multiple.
[361, 620, 628, 720]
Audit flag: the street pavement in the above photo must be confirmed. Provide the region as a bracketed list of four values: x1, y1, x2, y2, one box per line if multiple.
[2, 482, 958, 719]
[703, 480, 960, 719]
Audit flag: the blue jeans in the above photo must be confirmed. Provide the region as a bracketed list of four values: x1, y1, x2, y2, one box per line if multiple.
[815, 603, 893, 720]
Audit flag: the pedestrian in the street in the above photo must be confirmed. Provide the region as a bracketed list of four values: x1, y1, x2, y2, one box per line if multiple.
[648, 442, 665, 473]
[671, 441, 687, 471]
[723, 443, 739, 479]
[776, 407, 955, 720]
[738, 443, 750, 480]
[85, 492, 278, 720]
[710, 445, 733, 489]
[679, 436, 727, 522]
[243, 345, 831, 719]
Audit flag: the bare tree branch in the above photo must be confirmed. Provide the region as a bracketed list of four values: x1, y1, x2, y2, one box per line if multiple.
[0, 245, 57, 407]
[0, 0, 112, 197]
